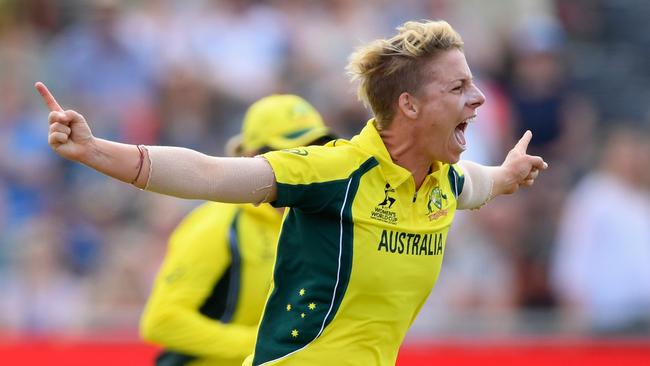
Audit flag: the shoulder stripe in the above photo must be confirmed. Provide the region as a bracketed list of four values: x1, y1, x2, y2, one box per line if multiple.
[317, 177, 353, 337]
[447, 165, 465, 198]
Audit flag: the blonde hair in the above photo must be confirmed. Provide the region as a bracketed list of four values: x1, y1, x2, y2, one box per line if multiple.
[347, 20, 464, 127]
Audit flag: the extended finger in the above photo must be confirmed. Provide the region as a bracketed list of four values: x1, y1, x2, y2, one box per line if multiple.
[513, 130, 533, 154]
[35, 82, 63, 112]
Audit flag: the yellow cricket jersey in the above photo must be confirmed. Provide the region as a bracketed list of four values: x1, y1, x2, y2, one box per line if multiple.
[245, 120, 465, 366]
[140, 202, 282, 366]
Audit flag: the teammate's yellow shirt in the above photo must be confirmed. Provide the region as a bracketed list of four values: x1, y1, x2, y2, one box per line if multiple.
[140, 202, 282, 366]
[245, 120, 465, 366]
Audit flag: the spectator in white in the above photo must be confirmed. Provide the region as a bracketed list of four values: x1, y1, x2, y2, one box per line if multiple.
[550, 125, 650, 334]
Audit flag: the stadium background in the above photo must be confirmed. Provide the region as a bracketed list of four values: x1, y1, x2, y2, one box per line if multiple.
[1, 0, 649, 364]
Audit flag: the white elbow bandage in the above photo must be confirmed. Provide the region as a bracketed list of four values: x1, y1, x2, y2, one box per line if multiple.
[144, 146, 276, 204]
[457, 160, 496, 210]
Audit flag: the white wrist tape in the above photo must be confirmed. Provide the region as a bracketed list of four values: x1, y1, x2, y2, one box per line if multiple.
[144, 146, 276, 205]
[457, 160, 496, 210]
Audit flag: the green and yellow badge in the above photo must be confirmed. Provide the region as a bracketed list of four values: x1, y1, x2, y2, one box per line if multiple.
[427, 186, 448, 221]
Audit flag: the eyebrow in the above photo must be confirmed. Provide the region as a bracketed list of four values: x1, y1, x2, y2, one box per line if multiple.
[447, 77, 473, 87]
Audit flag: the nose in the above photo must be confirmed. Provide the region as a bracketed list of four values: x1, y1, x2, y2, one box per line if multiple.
[468, 84, 486, 109]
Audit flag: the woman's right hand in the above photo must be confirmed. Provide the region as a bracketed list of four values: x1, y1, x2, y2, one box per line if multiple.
[35, 82, 94, 163]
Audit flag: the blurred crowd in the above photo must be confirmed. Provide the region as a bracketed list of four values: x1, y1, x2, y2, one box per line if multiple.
[0, 0, 648, 339]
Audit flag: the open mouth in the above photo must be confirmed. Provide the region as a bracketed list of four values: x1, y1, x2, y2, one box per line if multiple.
[454, 115, 475, 148]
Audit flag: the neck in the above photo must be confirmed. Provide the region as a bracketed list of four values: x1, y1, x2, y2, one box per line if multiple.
[379, 118, 432, 189]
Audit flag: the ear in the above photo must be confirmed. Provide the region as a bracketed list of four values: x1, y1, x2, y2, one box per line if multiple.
[397, 92, 419, 120]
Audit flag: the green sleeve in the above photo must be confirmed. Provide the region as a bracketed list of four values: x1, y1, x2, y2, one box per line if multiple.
[447, 163, 465, 198]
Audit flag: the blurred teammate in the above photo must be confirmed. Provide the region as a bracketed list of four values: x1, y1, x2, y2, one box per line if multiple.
[139, 95, 335, 366]
[38, 19, 547, 365]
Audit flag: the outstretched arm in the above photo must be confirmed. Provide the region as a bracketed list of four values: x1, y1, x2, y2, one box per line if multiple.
[457, 130, 548, 210]
[36, 82, 277, 204]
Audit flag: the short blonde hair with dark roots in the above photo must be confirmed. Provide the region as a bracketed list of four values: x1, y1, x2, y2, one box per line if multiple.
[346, 20, 464, 128]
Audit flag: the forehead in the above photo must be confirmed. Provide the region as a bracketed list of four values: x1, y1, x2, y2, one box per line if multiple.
[424, 49, 472, 83]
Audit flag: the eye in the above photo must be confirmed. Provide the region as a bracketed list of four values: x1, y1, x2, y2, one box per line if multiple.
[451, 85, 463, 93]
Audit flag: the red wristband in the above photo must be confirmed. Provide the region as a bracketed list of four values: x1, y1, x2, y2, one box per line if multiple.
[131, 145, 145, 184]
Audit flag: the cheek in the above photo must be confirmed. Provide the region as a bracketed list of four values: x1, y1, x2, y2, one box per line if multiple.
[436, 96, 463, 120]
[458, 97, 466, 111]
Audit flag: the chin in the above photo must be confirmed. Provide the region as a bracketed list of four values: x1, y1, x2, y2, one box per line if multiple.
[446, 156, 461, 164]
[433, 145, 464, 164]
[442, 150, 463, 164]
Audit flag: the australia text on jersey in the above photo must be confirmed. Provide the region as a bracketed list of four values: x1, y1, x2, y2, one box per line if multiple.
[377, 229, 444, 256]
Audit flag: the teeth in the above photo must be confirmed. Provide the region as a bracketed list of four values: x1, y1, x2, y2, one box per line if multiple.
[464, 116, 476, 124]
